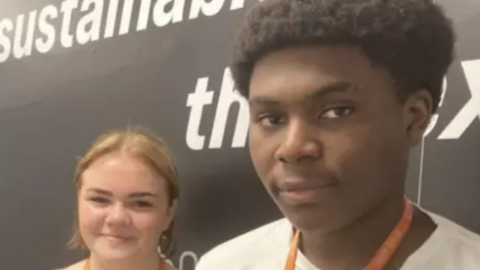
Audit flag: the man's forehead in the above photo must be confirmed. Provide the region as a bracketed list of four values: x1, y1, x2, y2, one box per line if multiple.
[249, 53, 395, 105]
[248, 81, 358, 106]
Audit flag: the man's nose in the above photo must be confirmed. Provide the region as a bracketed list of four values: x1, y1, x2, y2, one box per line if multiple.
[274, 120, 322, 165]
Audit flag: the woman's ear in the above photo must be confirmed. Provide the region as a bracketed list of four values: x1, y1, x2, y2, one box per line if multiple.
[165, 199, 178, 229]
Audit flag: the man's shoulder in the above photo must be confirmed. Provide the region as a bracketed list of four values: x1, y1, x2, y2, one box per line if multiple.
[201, 218, 290, 256]
[195, 218, 290, 269]
[406, 210, 480, 269]
[430, 211, 480, 248]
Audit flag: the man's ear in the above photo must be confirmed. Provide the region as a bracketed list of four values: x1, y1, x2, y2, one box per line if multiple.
[403, 89, 433, 146]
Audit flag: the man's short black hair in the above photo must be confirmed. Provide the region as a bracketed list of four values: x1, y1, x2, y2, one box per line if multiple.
[230, 0, 456, 113]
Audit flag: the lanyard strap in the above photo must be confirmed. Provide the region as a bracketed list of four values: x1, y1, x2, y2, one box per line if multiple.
[284, 198, 414, 270]
[83, 257, 165, 270]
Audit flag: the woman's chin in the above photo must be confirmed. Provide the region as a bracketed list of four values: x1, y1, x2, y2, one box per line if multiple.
[93, 247, 139, 261]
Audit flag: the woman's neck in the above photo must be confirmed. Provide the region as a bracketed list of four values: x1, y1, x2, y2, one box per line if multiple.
[88, 252, 161, 270]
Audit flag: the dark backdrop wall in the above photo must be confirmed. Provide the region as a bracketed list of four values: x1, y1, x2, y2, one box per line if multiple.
[0, 0, 479, 269]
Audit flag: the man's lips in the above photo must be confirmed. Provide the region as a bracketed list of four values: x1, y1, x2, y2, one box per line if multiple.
[276, 179, 337, 203]
[277, 179, 336, 191]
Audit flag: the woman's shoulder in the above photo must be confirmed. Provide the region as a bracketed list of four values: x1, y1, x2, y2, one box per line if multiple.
[53, 259, 86, 270]
[54, 259, 177, 270]
[164, 259, 179, 270]
[165, 262, 178, 270]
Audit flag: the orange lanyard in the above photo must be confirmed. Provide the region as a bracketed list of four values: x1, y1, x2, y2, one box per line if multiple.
[284, 198, 414, 270]
[83, 257, 165, 270]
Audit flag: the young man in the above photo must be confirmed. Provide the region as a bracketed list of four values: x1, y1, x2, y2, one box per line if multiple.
[196, 0, 480, 269]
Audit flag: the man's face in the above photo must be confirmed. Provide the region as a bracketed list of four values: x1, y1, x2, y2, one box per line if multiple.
[248, 45, 430, 232]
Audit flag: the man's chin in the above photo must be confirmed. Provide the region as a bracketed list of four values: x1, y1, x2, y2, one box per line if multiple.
[277, 203, 344, 233]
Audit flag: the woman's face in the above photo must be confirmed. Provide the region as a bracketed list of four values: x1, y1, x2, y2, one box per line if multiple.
[78, 152, 176, 260]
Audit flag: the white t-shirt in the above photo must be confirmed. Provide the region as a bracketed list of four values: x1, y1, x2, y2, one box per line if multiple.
[195, 208, 480, 270]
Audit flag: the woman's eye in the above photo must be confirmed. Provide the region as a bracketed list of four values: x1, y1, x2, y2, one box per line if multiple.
[89, 197, 109, 204]
[133, 201, 153, 208]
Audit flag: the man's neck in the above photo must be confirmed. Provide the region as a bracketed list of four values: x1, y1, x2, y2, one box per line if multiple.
[300, 194, 434, 270]
[89, 252, 160, 270]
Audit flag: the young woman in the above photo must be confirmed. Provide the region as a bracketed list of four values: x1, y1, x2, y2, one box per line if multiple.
[58, 126, 179, 270]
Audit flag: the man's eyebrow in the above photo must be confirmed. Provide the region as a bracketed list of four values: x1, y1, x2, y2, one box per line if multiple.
[248, 81, 354, 105]
[305, 81, 354, 100]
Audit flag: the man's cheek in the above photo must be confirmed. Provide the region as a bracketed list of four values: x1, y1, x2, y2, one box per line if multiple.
[322, 132, 366, 165]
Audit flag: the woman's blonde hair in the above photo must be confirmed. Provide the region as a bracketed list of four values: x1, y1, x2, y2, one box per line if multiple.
[68, 126, 179, 258]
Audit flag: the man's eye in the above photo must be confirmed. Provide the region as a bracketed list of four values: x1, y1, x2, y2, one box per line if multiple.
[320, 107, 354, 119]
[259, 115, 284, 127]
